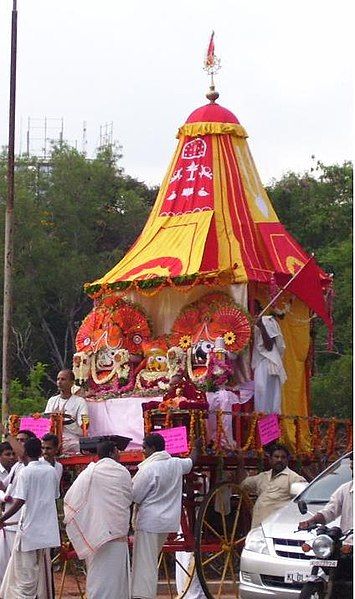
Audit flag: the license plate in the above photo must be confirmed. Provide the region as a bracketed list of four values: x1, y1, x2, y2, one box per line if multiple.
[284, 571, 310, 583]
[310, 559, 338, 567]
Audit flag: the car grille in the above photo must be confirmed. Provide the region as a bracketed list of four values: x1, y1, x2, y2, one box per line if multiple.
[261, 574, 304, 590]
[273, 537, 314, 560]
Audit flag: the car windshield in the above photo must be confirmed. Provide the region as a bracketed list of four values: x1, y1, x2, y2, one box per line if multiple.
[299, 456, 352, 504]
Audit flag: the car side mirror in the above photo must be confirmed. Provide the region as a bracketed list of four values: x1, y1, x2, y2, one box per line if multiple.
[298, 499, 308, 515]
[290, 482, 307, 497]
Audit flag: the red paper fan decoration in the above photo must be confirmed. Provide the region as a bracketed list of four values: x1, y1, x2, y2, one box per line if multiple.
[209, 305, 251, 352]
[170, 293, 251, 354]
[75, 306, 114, 353]
[76, 300, 151, 355]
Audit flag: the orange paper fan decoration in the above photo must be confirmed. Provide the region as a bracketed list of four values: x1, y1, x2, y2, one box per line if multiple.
[170, 293, 251, 354]
[209, 305, 251, 352]
[76, 301, 151, 355]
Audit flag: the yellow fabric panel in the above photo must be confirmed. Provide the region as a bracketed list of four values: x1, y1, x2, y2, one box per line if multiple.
[177, 122, 248, 139]
[232, 137, 279, 224]
[280, 299, 311, 451]
[94, 211, 214, 284]
[212, 137, 248, 283]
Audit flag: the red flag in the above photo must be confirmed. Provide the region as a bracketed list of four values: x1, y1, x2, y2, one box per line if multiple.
[275, 257, 333, 331]
[206, 31, 215, 67]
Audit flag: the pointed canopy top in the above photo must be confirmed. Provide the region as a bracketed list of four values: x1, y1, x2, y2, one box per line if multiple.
[86, 96, 329, 303]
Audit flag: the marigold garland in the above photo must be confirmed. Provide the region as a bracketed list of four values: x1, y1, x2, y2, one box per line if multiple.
[345, 421, 353, 452]
[143, 411, 152, 434]
[164, 409, 172, 429]
[326, 419, 336, 457]
[294, 417, 301, 455]
[188, 411, 196, 452]
[8, 414, 20, 437]
[311, 417, 321, 450]
[241, 413, 258, 452]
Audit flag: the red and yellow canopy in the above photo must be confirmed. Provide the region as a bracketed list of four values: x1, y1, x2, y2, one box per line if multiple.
[86, 101, 326, 298]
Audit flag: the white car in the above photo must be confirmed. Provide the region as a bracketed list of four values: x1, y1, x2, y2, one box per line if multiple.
[239, 452, 352, 598]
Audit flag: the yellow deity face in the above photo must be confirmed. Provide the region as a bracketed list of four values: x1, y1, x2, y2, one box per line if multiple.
[146, 349, 168, 372]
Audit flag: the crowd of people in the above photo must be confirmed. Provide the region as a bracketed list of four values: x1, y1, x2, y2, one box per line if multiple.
[0, 425, 353, 599]
[0, 428, 201, 599]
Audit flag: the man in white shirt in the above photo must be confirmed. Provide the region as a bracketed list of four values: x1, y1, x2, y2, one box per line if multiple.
[40, 433, 63, 484]
[0, 430, 37, 585]
[0, 437, 60, 599]
[0, 443, 15, 483]
[299, 461, 353, 591]
[299, 473, 353, 541]
[64, 439, 132, 599]
[131, 433, 201, 599]
[251, 302, 287, 414]
[45, 369, 89, 454]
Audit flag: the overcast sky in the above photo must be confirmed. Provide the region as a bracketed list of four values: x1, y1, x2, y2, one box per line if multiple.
[0, 0, 353, 187]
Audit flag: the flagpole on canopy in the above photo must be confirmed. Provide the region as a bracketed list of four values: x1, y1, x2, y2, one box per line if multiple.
[257, 258, 313, 319]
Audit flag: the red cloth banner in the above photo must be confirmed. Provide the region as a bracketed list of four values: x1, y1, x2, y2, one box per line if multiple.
[276, 257, 333, 331]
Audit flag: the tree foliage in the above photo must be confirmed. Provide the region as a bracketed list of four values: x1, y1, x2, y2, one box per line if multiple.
[267, 160, 352, 417]
[0, 145, 157, 389]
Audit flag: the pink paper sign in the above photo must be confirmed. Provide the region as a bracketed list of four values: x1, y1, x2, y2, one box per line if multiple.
[257, 414, 281, 446]
[157, 426, 188, 455]
[19, 417, 51, 439]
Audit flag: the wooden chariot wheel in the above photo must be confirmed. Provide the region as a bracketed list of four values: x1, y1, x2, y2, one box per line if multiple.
[194, 481, 253, 599]
[158, 538, 195, 599]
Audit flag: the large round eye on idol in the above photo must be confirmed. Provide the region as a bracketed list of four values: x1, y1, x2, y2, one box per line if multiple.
[201, 341, 214, 353]
[156, 356, 165, 363]
[133, 334, 143, 345]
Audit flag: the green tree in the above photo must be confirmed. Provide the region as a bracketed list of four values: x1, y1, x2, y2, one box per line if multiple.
[0, 144, 157, 386]
[267, 160, 352, 417]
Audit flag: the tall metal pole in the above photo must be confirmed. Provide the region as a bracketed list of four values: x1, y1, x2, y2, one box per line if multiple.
[2, 0, 18, 426]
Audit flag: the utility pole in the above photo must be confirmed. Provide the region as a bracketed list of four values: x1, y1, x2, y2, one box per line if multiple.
[2, 0, 18, 426]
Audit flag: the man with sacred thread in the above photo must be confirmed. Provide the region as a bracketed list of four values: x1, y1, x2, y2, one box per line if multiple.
[45, 369, 89, 454]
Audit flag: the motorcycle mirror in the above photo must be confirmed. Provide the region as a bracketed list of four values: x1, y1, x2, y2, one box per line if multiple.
[298, 499, 308, 515]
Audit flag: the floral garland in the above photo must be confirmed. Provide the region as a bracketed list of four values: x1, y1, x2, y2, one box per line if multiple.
[345, 421, 353, 452]
[85, 270, 238, 299]
[326, 419, 336, 457]
[143, 411, 152, 434]
[241, 413, 258, 451]
[294, 417, 301, 455]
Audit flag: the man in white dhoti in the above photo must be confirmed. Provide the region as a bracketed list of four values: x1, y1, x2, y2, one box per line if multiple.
[64, 439, 132, 599]
[0, 430, 37, 585]
[45, 369, 89, 454]
[132, 433, 201, 599]
[0, 437, 60, 599]
[251, 303, 287, 414]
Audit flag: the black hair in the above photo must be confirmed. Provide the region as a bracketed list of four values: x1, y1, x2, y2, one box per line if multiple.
[42, 433, 59, 447]
[24, 437, 42, 459]
[144, 433, 165, 452]
[269, 443, 290, 458]
[0, 441, 13, 455]
[17, 429, 37, 439]
[97, 440, 117, 459]
[59, 369, 75, 382]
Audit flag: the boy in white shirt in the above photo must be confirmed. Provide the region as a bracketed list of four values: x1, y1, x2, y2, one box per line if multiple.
[0, 437, 60, 599]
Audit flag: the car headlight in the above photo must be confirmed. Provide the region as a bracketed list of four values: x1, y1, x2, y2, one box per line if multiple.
[244, 526, 270, 555]
[312, 534, 334, 559]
